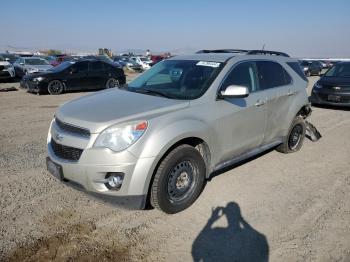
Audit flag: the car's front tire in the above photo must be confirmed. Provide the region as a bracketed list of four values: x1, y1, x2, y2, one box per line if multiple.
[150, 144, 206, 214]
[276, 116, 306, 153]
[47, 80, 64, 95]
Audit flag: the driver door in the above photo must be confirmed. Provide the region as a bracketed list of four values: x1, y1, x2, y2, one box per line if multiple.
[215, 61, 267, 162]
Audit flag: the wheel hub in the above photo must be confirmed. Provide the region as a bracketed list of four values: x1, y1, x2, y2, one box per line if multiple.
[167, 160, 196, 202]
[176, 172, 190, 189]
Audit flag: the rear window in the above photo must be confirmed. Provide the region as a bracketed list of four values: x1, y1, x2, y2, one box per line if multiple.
[287, 62, 308, 81]
[256, 61, 292, 89]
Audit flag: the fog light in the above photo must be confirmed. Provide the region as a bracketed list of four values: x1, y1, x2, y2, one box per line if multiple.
[105, 172, 124, 190]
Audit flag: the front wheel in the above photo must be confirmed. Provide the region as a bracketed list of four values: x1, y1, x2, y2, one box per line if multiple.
[276, 116, 306, 153]
[150, 145, 206, 214]
[47, 80, 64, 95]
[105, 78, 119, 89]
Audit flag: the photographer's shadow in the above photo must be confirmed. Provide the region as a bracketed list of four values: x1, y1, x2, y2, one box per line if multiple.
[192, 202, 269, 262]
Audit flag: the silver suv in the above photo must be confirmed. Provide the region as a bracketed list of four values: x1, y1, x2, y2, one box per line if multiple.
[47, 49, 314, 213]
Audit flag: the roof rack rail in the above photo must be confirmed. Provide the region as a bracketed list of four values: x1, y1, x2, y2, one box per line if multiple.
[247, 50, 290, 57]
[196, 49, 248, 54]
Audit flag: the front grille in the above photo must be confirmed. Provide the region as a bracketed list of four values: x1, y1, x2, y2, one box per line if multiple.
[50, 139, 83, 161]
[55, 118, 90, 138]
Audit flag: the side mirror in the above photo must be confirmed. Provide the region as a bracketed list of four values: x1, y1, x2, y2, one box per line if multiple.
[219, 85, 249, 99]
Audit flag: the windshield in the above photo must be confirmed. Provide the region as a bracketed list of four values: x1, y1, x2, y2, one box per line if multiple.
[325, 63, 350, 77]
[25, 58, 49, 65]
[301, 61, 310, 66]
[48, 61, 73, 72]
[127, 60, 224, 100]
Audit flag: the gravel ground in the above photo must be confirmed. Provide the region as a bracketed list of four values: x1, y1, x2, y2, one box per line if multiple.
[0, 76, 349, 261]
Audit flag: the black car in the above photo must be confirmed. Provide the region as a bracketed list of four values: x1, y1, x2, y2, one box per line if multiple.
[20, 59, 126, 95]
[310, 62, 350, 107]
[300, 60, 323, 76]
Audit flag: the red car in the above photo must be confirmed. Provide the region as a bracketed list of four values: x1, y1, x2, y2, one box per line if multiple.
[51, 55, 74, 67]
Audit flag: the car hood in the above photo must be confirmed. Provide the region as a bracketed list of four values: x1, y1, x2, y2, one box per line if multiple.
[23, 70, 54, 80]
[26, 64, 52, 71]
[319, 76, 350, 87]
[56, 89, 189, 133]
[0, 61, 11, 66]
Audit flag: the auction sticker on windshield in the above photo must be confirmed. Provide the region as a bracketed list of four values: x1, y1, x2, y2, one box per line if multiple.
[196, 61, 221, 68]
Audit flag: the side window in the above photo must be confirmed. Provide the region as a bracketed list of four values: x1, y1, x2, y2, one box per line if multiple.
[256, 61, 292, 89]
[90, 61, 105, 71]
[287, 62, 308, 81]
[72, 61, 88, 72]
[221, 62, 258, 92]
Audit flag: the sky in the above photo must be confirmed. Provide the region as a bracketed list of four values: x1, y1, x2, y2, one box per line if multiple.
[1, 0, 350, 57]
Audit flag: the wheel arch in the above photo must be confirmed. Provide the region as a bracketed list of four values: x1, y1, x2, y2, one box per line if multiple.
[144, 136, 211, 208]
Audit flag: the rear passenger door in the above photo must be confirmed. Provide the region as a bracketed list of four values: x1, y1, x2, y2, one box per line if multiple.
[216, 61, 267, 161]
[89, 61, 108, 89]
[256, 61, 294, 143]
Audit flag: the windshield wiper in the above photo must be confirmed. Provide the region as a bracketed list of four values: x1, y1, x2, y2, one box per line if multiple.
[133, 88, 176, 99]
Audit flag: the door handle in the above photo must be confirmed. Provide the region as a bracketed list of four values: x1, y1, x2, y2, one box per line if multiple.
[255, 99, 266, 106]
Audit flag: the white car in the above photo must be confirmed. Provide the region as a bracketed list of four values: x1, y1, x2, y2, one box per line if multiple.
[0, 56, 15, 80]
[130, 56, 152, 70]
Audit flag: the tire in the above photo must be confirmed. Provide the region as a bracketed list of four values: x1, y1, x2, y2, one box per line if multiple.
[276, 116, 306, 154]
[150, 144, 206, 214]
[47, 80, 64, 95]
[105, 78, 119, 89]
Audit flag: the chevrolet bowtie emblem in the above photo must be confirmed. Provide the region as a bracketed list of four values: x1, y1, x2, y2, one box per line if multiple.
[55, 133, 64, 142]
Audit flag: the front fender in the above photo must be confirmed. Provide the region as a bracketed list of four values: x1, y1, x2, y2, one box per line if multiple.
[127, 118, 216, 196]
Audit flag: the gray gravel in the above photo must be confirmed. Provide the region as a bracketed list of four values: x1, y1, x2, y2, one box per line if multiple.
[0, 77, 349, 261]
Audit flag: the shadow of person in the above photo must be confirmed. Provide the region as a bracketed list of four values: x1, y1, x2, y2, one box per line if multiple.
[192, 202, 269, 262]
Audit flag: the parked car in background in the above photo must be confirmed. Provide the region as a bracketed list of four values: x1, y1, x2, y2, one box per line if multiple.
[0, 53, 19, 64]
[150, 55, 164, 66]
[34, 55, 56, 64]
[130, 56, 152, 70]
[20, 59, 126, 95]
[87, 55, 123, 68]
[0, 55, 15, 80]
[311, 62, 350, 107]
[13, 57, 53, 77]
[46, 49, 317, 213]
[51, 55, 75, 67]
[112, 56, 128, 68]
[118, 57, 143, 72]
[300, 60, 323, 76]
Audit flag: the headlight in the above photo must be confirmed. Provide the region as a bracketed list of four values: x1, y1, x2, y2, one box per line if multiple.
[28, 68, 38, 73]
[33, 76, 45, 81]
[94, 120, 148, 152]
[314, 82, 322, 89]
[303, 67, 308, 71]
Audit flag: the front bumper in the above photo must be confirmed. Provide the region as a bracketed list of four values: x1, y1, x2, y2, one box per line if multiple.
[46, 120, 155, 209]
[310, 88, 350, 107]
[20, 79, 47, 93]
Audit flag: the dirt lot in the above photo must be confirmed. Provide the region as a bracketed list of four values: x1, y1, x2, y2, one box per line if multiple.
[0, 76, 349, 261]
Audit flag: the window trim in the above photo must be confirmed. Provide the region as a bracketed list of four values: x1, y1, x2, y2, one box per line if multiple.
[217, 59, 294, 97]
